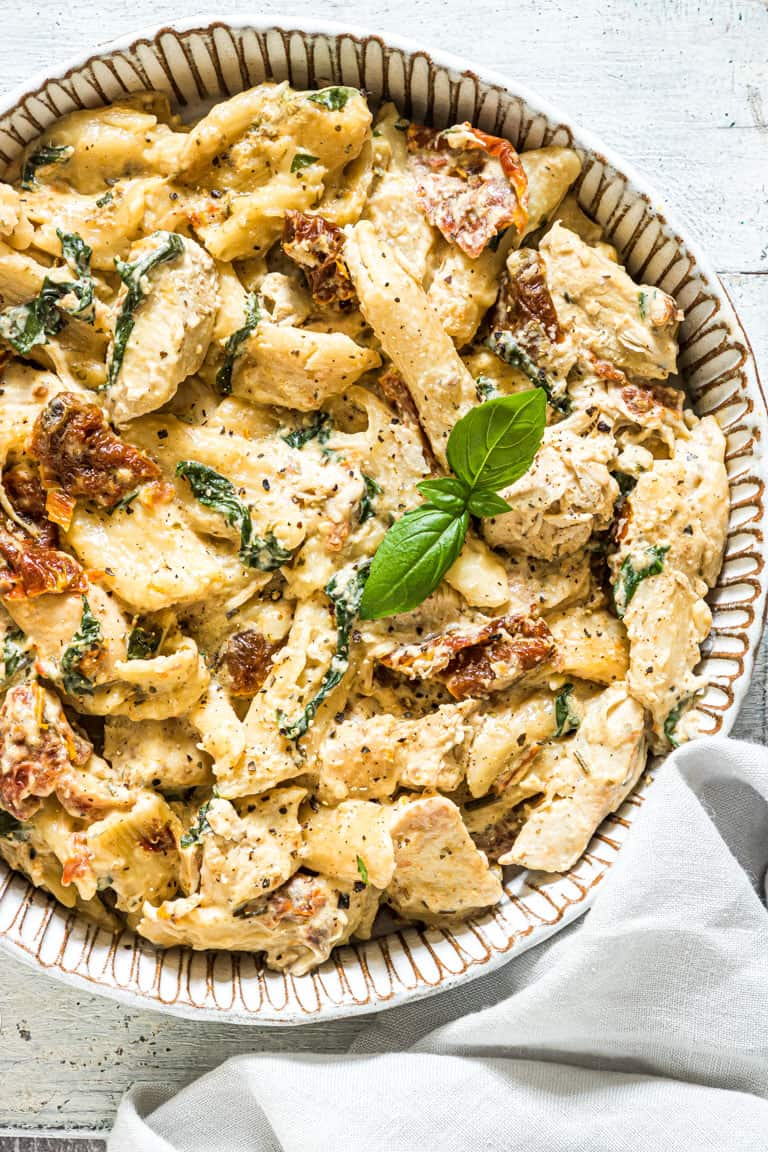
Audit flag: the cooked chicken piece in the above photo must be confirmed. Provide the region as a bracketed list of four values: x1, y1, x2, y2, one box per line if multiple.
[615, 416, 728, 595]
[0, 678, 132, 820]
[317, 701, 476, 803]
[344, 219, 477, 464]
[106, 233, 218, 426]
[139, 872, 379, 974]
[539, 222, 682, 380]
[444, 533, 511, 610]
[547, 605, 630, 685]
[386, 795, 503, 922]
[621, 571, 711, 744]
[504, 551, 593, 615]
[609, 416, 728, 743]
[466, 689, 556, 797]
[196, 788, 305, 912]
[501, 682, 646, 872]
[233, 321, 380, 411]
[482, 422, 618, 559]
[301, 799, 395, 889]
[380, 613, 554, 699]
[103, 715, 213, 790]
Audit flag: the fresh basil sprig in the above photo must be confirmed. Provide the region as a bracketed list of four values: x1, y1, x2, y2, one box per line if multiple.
[359, 389, 546, 620]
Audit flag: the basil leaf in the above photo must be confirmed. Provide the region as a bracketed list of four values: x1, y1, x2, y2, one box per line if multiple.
[61, 596, 102, 696]
[307, 87, 353, 111]
[612, 544, 669, 618]
[554, 683, 580, 737]
[215, 292, 261, 396]
[1, 628, 32, 687]
[417, 477, 469, 515]
[446, 389, 547, 494]
[180, 799, 213, 848]
[487, 331, 571, 414]
[359, 504, 469, 620]
[21, 143, 72, 190]
[467, 490, 511, 518]
[127, 623, 162, 661]
[176, 460, 291, 572]
[281, 411, 332, 449]
[359, 473, 382, 524]
[108, 231, 184, 389]
[291, 152, 318, 173]
[279, 561, 370, 740]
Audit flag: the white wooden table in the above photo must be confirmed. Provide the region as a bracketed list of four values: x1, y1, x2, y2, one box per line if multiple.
[0, 0, 765, 1146]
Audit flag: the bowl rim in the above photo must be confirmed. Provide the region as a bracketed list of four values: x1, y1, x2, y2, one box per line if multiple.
[0, 13, 765, 1024]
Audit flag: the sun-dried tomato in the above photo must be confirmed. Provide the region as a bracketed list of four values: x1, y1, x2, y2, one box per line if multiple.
[2, 459, 58, 547]
[0, 519, 86, 599]
[219, 629, 279, 697]
[406, 122, 528, 257]
[282, 211, 356, 306]
[29, 392, 161, 510]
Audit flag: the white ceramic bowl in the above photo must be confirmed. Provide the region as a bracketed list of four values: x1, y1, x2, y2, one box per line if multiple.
[0, 17, 764, 1024]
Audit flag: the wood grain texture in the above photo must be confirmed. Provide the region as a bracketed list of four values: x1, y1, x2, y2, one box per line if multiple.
[0, 0, 765, 1141]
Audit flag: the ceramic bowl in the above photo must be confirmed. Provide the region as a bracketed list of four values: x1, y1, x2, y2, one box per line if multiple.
[0, 17, 764, 1024]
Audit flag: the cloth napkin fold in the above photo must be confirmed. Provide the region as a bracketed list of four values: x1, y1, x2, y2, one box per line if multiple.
[109, 737, 768, 1152]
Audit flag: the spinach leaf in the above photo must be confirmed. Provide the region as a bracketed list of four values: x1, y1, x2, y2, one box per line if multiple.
[664, 699, 687, 749]
[0, 810, 27, 840]
[1, 628, 32, 687]
[127, 623, 163, 661]
[638, 290, 649, 320]
[554, 683, 580, 737]
[613, 471, 638, 497]
[61, 596, 102, 696]
[290, 152, 318, 173]
[612, 544, 670, 618]
[0, 229, 94, 352]
[180, 799, 213, 848]
[281, 411, 332, 449]
[20, 143, 73, 190]
[356, 855, 369, 885]
[307, 87, 353, 111]
[486, 330, 571, 414]
[475, 375, 499, 402]
[359, 474, 382, 524]
[279, 561, 370, 740]
[176, 460, 291, 572]
[215, 292, 261, 396]
[107, 231, 184, 389]
[95, 190, 113, 208]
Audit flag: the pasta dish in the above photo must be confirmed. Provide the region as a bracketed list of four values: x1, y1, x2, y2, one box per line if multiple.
[0, 82, 728, 974]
